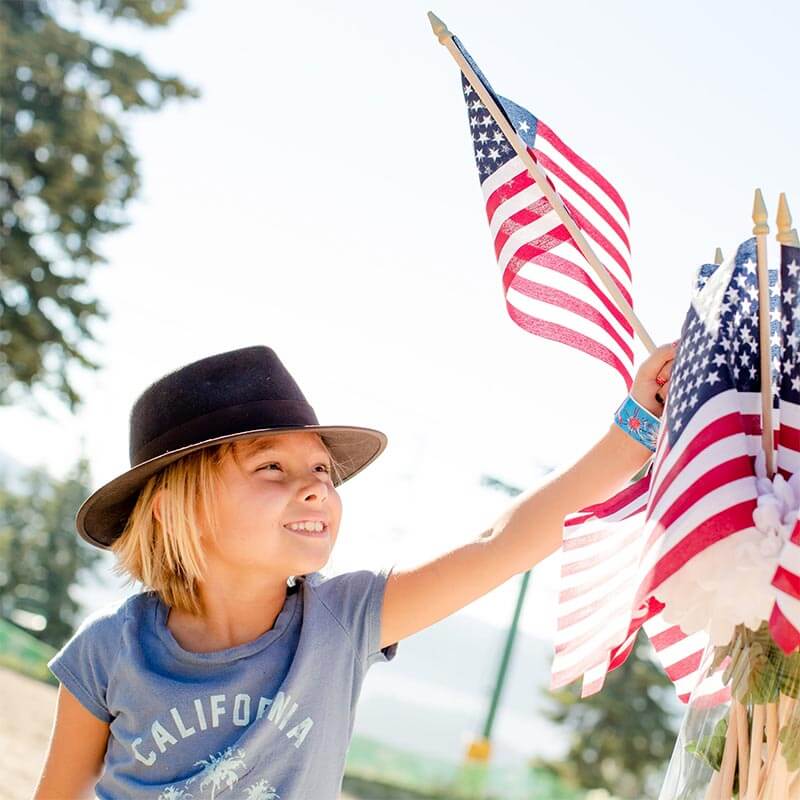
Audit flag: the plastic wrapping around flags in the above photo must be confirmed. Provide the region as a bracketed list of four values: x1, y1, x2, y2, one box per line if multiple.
[660, 621, 800, 800]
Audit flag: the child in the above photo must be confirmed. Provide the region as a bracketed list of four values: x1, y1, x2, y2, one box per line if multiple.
[33, 342, 675, 799]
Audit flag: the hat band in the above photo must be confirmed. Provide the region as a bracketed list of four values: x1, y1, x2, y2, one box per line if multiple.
[132, 399, 320, 466]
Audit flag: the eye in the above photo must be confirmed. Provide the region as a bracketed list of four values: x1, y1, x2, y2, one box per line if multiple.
[257, 462, 282, 472]
[315, 464, 331, 474]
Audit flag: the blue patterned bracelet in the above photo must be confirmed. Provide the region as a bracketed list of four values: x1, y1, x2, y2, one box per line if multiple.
[614, 394, 660, 452]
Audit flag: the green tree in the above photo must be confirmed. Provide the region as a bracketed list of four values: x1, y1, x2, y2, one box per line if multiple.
[0, 456, 103, 648]
[535, 639, 680, 799]
[0, 0, 197, 409]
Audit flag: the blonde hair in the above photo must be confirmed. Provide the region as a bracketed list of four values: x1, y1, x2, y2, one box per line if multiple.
[111, 435, 342, 617]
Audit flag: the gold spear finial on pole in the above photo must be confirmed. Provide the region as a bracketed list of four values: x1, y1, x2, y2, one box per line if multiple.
[753, 188, 774, 477]
[777, 192, 794, 244]
[714, 247, 724, 265]
[776, 192, 800, 246]
[427, 11, 452, 43]
[753, 188, 769, 236]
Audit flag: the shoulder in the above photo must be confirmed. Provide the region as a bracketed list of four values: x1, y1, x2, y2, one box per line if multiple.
[299, 566, 394, 640]
[302, 565, 394, 598]
[49, 591, 147, 669]
[71, 591, 143, 639]
[300, 566, 398, 668]
[47, 592, 147, 723]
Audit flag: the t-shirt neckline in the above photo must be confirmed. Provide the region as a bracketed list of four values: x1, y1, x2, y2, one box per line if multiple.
[151, 582, 301, 664]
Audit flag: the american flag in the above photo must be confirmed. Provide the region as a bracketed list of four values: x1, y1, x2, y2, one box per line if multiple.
[637, 238, 765, 605]
[552, 470, 710, 703]
[453, 37, 635, 389]
[770, 243, 800, 652]
[552, 472, 653, 696]
[553, 238, 777, 701]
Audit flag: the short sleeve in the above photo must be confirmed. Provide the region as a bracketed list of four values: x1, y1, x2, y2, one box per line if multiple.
[310, 564, 399, 670]
[47, 603, 123, 723]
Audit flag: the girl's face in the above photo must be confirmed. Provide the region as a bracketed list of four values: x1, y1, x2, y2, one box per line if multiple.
[203, 431, 342, 579]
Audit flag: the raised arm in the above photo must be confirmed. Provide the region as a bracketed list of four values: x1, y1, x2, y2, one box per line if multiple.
[379, 342, 676, 649]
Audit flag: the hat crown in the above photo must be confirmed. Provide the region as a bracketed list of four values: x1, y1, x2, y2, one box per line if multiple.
[129, 346, 318, 466]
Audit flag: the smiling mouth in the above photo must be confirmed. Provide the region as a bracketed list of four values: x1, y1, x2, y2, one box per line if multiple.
[283, 523, 329, 538]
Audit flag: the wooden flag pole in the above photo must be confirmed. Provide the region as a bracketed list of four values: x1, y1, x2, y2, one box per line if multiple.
[427, 11, 656, 355]
[715, 248, 724, 265]
[753, 188, 775, 478]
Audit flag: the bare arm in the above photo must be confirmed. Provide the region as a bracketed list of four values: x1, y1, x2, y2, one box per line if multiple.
[32, 684, 110, 800]
[380, 342, 676, 649]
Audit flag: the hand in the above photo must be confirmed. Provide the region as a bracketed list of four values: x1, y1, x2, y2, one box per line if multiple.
[630, 340, 679, 418]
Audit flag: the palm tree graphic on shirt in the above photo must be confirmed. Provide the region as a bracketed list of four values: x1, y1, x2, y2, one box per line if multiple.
[157, 787, 194, 800]
[242, 779, 281, 799]
[185, 746, 247, 799]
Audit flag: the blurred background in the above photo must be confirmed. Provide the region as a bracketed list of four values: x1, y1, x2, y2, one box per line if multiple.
[3, 1, 800, 798]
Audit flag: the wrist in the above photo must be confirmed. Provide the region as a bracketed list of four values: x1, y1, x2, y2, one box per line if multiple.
[613, 393, 660, 453]
[629, 386, 665, 418]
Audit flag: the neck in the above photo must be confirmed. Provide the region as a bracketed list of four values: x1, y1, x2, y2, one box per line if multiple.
[166, 567, 295, 653]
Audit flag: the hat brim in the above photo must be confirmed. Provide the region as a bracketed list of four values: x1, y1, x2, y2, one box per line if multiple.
[76, 425, 387, 549]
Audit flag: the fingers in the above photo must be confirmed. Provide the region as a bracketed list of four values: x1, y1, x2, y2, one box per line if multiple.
[656, 359, 674, 386]
[631, 339, 680, 415]
[654, 352, 677, 406]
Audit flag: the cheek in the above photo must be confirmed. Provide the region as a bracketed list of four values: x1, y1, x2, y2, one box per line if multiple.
[215, 481, 289, 535]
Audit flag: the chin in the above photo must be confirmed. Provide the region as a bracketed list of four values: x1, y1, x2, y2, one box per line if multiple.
[292, 549, 332, 576]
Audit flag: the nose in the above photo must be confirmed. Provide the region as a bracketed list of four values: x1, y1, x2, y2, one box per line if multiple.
[299, 475, 328, 503]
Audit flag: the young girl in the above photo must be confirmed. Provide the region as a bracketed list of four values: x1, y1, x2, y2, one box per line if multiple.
[33, 342, 675, 800]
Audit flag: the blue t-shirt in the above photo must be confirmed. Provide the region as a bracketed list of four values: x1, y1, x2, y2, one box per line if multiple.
[48, 566, 398, 800]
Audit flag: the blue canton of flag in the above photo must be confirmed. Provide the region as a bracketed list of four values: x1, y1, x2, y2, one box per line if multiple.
[666, 238, 764, 445]
[770, 243, 800, 653]
[777, 244, 800, 474]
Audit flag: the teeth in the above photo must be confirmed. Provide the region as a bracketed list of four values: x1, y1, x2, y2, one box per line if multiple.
[286, 521, 325, 532]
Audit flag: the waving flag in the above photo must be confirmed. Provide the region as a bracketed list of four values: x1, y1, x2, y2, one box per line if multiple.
[453, 37, 635, 389]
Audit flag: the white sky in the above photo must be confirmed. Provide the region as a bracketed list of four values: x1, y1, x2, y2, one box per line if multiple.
[5, 0, 800, 640]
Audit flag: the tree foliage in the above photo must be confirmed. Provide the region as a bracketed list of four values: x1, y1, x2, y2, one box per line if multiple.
[0, 457, 103, 648]
[0, 0, 197, 409]
[534, 640, 680, 799]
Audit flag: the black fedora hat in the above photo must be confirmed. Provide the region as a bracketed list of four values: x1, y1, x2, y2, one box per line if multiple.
[76, 345, 388, 549]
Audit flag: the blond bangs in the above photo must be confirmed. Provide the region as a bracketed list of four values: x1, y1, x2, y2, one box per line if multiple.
[111, 442, 235, 616]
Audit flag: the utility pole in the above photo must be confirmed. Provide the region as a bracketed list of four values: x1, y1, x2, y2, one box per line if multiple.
[464, 469, 551, 763]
